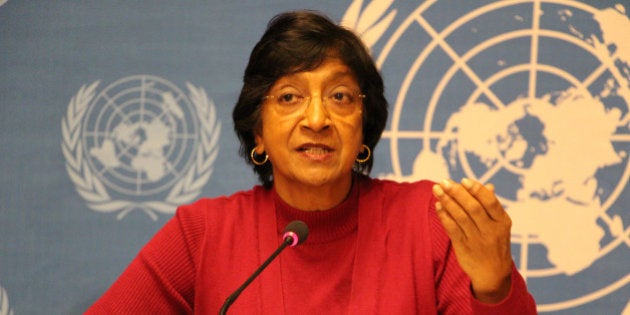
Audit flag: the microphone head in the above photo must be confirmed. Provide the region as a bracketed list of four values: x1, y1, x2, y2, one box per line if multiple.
[283, 220, 309, 247]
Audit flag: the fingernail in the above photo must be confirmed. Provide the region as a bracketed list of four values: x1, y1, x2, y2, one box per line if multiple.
[461, 178, 473, 189]
[485, 183, 495, 192]
[432, 184, 444, 196]
[435, 201, 442, 210]
[441, 179, 451, 189]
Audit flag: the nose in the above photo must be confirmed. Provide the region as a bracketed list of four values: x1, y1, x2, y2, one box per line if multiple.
[302, 95, 330, 132]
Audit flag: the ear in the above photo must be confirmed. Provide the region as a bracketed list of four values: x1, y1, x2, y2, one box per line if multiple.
[254, 133, 265, 154]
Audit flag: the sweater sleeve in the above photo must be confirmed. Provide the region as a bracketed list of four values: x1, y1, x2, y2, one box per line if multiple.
[85, 204, 206, 314]
[471, 264, 538, 314]
[429, 194, 537, 315]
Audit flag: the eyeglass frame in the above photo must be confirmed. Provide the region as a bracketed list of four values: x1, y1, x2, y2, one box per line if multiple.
[261, 91, 366, 116]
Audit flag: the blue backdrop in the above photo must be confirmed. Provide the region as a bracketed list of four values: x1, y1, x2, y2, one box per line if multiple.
[1, 0, 628, 314]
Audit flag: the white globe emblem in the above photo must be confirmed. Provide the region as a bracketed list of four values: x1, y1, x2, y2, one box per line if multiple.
[345, 0, 629, 312]
[62, 75, 220, 219]
[84, 76, 198, 195]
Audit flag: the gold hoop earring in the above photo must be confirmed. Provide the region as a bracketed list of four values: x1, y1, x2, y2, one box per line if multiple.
[356, 144, 371, 163]
[250, 148, 268, 166]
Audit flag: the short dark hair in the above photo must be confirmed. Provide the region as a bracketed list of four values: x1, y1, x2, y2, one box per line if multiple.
[232, 10, 388, 188]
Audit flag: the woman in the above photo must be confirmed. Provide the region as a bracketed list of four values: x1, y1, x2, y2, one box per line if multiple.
[87, 11, 536, 314]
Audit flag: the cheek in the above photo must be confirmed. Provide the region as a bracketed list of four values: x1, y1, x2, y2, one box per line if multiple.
[259, 106, 279, 139]
[341, 115, 364, 152]
[351, 114, 364, 141]
[259, 112, 297, 148]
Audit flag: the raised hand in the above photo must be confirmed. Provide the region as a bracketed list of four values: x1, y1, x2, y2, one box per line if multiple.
[432, 178, 513, 303]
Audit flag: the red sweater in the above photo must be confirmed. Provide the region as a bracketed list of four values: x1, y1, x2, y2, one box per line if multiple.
[86, 176, 537, 314]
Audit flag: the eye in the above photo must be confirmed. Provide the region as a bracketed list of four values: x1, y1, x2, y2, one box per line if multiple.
[329, 91, 355, 105]
[277, 93, 303, 106]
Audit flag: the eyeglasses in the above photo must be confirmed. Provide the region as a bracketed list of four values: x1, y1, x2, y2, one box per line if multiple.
[262, 91, 365, 116]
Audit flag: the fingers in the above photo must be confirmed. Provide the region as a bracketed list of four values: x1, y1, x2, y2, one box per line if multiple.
[432, 182, 482, 238]
[434, 200, 467, 241]
[485, 182, 495, 193]
[432, 178, 507, 234]
[460, 178, 505, 221]
[432, 178, 514, 303]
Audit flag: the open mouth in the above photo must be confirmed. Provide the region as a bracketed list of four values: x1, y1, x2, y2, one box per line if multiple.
[298, 144, 333, 155]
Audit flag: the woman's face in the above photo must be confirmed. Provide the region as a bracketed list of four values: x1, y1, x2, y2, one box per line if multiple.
[255, 58, 364, 193]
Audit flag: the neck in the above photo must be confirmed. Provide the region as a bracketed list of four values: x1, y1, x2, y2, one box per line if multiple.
[273, 174, 353, 211]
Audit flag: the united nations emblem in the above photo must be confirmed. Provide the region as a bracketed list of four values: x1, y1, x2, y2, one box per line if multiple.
[62, 75, 220, 220]
[344, 0, 629, 312]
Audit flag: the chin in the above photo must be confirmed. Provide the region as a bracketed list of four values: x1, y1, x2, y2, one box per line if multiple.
[298, 175, 331, 187]
[300, 171, 349, 187]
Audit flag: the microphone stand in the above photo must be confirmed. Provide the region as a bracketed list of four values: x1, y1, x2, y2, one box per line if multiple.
[218, 236, 293, 315]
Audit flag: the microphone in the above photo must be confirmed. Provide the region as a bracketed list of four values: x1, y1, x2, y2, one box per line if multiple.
[218, 220, 309, 314]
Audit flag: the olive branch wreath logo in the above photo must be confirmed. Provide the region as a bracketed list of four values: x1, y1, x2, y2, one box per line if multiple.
[61, 80, 220, 220]
[341, 0, 397, 50]
[0, 285, 13, 315]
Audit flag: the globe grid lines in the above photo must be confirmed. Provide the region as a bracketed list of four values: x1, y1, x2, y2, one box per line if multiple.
[383, 4, 620, 176]
[82, 75, 200, 196]
[367, 0, 630, 310]
[380, 23, 629, 256]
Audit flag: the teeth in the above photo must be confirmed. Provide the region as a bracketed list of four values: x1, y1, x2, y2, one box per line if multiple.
[302, 147, 330, 154]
